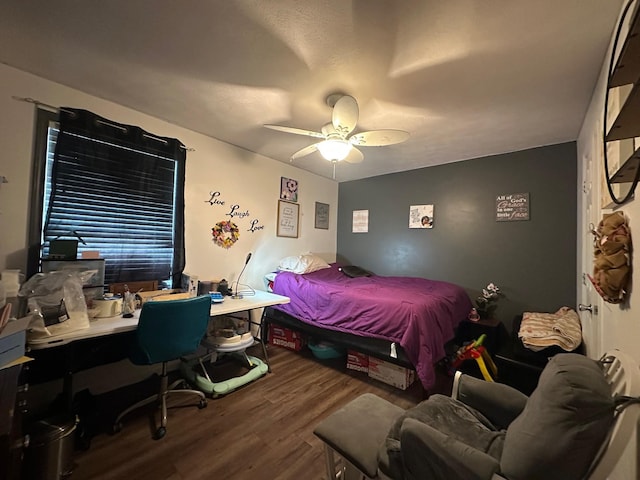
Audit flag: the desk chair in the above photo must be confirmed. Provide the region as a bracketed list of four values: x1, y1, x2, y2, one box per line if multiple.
[113, 295, 210, 440]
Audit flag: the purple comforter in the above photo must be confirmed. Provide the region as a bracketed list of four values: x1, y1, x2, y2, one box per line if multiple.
[272, 264, 473, 390]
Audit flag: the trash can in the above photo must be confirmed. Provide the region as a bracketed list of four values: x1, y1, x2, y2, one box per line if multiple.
[23, 414, 77, 480]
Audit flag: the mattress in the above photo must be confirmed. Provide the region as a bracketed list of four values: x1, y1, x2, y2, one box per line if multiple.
[270, 264, 473, 390]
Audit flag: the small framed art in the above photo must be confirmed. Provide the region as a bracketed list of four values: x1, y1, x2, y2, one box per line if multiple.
[352, 210, 369, 233]
[280, 177, 299, 202]
[409, 204, 434, 229]
[314, 202, 330, 229]
[277, 200, 300, 238]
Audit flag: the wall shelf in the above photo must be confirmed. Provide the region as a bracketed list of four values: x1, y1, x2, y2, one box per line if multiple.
[606, 87, 640, 143]
[609, 4, 640, 88]
[605, 1, 640, 192]
[610, 146, 640, 183]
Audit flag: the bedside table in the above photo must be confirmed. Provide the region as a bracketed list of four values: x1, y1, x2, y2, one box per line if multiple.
[494, 341, 545, 395]
[494, 315, 585, 395]
[455, 317, 506, 355]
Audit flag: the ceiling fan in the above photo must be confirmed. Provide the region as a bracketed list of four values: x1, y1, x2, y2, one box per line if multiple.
[264, 94, 410, 168]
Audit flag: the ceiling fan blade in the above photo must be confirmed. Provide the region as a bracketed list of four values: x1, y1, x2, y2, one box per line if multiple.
[290, 143, 319, 161]
[344, 147, 364, 164]
[348, 129, 410, 146]
[264, 124, 325, 139]
[332, 95, 359, 137]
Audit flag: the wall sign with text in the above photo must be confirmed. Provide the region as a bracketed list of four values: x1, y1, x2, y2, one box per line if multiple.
[352, 210, 369, 233]
[496, 193, 530, 221]
[314, 202, 329, 229]
[277, 200, 300, 238]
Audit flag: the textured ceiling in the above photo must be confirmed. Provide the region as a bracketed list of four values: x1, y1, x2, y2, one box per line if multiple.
[0, 1, 623, 182]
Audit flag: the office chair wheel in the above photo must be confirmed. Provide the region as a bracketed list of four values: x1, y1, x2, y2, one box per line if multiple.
[153, 426, 166, 440]
[75, 425, 92, 451]
[111, 422, 123, 434]
[198, 399, 208, 409]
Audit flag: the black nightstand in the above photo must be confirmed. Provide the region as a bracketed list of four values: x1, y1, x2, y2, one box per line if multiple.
[451, 318, 507, 381]
[494, 315, 585, 395]
[455, 317, 506, 355]
[494, 341, 545, 395]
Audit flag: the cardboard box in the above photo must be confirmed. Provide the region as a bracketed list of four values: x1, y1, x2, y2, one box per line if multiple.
[136, 289, 182, 305]
[268, 326, 306, 351]
[367, 356, 415, 390]
[346, 350, 369, 373]
[151, 292, 192, 302]
[0, 316, 30, 368]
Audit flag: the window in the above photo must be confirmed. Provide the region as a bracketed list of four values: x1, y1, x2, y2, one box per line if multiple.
[28, 108, 186, 287]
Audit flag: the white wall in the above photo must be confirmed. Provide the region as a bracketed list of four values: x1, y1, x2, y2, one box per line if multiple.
[0, 63, 338, 407]
[577, 3, 639, 479]
[576, 4, 640, 362]
[0, 63, 338, 291]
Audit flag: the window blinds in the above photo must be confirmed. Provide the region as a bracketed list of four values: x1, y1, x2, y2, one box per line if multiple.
[43, 108, 186, 286]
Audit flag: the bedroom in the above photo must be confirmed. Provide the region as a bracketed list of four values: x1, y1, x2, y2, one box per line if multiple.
[0, 1, 639, 479]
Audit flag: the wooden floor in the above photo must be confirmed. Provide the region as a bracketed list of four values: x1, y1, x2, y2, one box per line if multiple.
[69, 344, 449, 480]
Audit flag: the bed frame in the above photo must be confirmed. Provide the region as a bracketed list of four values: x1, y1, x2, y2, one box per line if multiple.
[262, 306, 414, 369]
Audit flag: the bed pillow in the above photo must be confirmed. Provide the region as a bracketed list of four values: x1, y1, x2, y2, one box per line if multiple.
[339, 265, 372, 278]
[278, 254, 331, 274]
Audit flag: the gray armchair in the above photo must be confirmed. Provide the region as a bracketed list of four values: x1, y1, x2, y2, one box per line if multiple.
[314, 351, 640, 480]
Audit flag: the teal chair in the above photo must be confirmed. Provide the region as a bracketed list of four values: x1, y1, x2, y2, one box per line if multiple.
[113, 295, 211, 439]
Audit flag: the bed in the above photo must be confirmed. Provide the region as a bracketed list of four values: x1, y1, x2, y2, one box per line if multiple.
[263, 261, 473, 391]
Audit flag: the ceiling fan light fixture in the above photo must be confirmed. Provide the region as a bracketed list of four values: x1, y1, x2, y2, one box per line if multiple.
[317, 139, 351, 161]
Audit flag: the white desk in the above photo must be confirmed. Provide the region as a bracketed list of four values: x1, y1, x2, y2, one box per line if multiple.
[28, 290, 290, 350]
[26, 290, 289, 411]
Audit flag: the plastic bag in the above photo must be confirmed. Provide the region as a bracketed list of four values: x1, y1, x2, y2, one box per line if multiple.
[19, 270, 95, 339]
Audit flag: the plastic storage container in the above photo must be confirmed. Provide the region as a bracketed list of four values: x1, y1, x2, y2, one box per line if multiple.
[308, 340, 345, 360]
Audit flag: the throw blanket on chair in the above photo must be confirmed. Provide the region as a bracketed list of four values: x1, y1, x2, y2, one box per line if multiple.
[518, 307, 582, 352]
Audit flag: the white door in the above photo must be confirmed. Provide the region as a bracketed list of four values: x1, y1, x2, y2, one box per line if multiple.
[577, 137, 603, 358]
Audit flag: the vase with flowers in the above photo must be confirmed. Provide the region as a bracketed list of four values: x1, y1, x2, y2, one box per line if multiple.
[468, 283, 502, 322]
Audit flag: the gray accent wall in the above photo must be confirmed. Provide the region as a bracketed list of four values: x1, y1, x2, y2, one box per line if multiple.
[337, 143, 577, 330]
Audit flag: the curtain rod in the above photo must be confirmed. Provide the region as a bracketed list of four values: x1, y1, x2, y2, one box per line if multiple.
[11, 95, 196, 152]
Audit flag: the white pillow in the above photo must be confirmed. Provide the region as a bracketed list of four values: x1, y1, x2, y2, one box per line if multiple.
[278, 253, 330, 274]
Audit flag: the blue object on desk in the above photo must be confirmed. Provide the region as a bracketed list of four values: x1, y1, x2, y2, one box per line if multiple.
[210, 292, 224, 303]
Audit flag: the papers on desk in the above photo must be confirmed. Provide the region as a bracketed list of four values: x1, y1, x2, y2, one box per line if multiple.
[0, 316, 30, 367]
[1, 356, 33, 371]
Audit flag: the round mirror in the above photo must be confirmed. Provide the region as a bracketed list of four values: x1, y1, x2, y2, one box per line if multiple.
[603, 0, 640, 205]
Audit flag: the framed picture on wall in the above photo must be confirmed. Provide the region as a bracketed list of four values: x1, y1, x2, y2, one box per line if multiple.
[409, 204, 434, 229]
[277, 200, 299, 238]
[280, 177, 299, 202]
[314, 202, 330, 229]
[496, 193, 529, 221]
[352, 210, 369, 233]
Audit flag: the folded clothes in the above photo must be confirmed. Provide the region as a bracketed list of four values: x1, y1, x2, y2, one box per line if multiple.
[518, 307, 582, 352]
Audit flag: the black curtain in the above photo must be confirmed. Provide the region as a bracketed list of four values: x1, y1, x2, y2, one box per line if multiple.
[44, 108, 186, 286]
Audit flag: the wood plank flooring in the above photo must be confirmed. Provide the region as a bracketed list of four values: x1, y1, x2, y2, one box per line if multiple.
[69, 345, 450, 480]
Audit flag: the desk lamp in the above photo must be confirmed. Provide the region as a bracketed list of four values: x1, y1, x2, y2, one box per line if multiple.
[231, 252, 252, 299]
